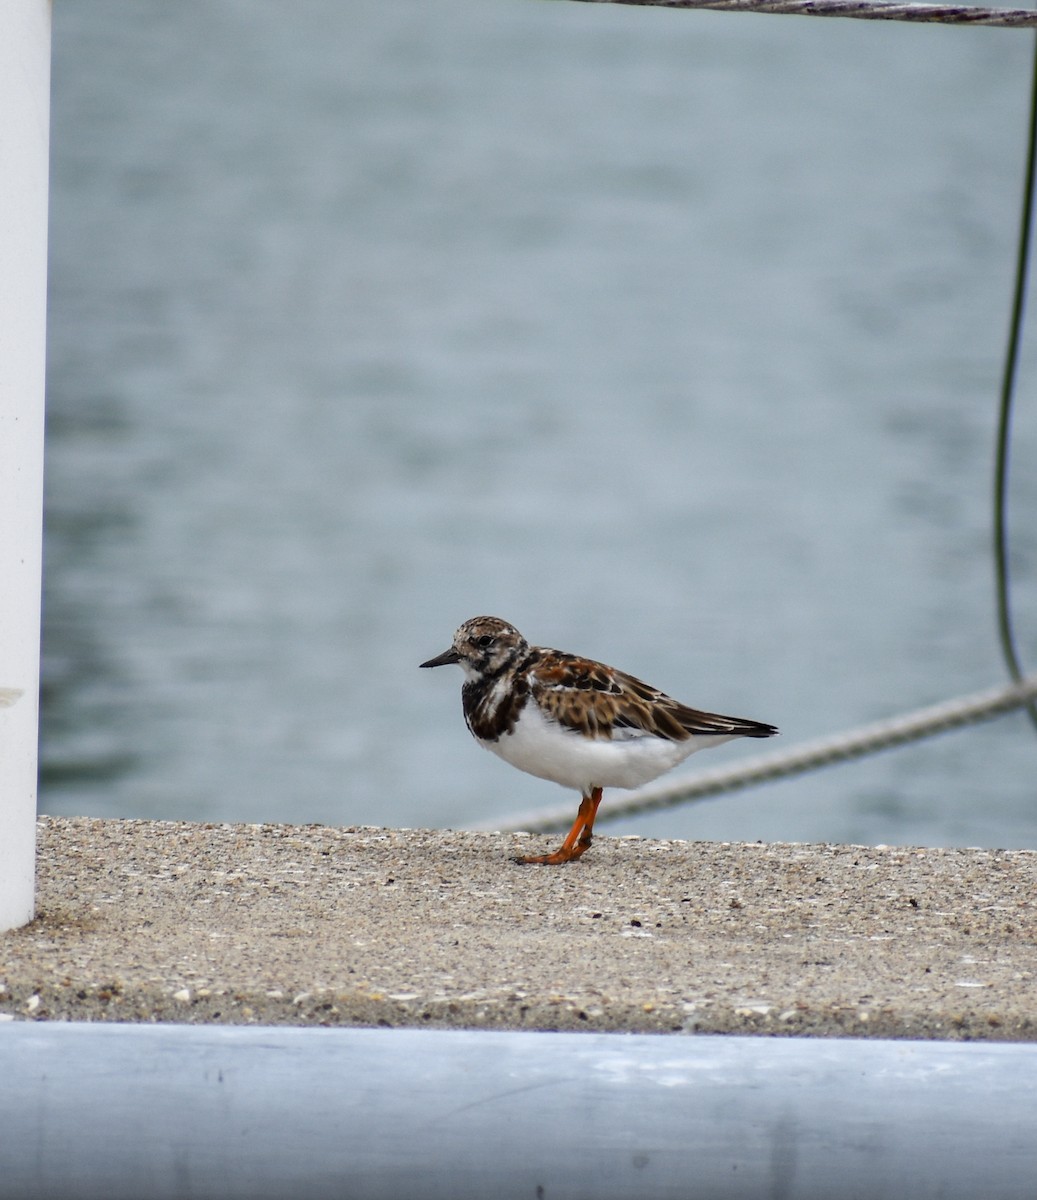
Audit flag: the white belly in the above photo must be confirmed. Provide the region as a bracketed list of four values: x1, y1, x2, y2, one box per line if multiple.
[478, 699, 737, 794]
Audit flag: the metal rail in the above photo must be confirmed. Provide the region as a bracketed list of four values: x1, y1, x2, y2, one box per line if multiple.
[2, 1024, 1036, 1200]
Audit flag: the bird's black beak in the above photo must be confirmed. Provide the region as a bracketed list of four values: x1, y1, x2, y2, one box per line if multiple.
[419, 647, 461, 669]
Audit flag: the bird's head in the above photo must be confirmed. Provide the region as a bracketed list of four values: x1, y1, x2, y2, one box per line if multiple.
[419, 616, 528, 681]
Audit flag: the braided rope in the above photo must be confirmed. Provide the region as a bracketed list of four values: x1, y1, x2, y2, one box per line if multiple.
[567, 0, 1037, 27]
[483, 674, 1037, 834]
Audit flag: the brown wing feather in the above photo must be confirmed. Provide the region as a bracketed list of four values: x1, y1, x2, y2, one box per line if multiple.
[529, 653, 777, 742]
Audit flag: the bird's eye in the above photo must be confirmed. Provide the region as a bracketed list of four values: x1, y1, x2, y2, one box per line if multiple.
[477, 635, 494, 648]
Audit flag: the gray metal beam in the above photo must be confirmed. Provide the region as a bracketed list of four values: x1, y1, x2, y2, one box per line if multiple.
[1, 1024, 1034, 1200]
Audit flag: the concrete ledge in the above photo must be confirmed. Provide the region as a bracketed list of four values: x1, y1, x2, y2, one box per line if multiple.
[1, 816, 1034, 1039]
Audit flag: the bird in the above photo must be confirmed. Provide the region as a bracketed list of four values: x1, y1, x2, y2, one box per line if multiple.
[420, 616, 778, 865]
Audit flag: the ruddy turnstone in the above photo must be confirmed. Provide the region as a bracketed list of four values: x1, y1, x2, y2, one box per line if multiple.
[420, 616, 778, 865]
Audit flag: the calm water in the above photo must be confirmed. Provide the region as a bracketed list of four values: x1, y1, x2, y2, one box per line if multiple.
[42, 1, 1037, 848]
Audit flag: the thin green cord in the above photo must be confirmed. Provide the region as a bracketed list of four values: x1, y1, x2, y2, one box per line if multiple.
[995, 29, 1037, 733]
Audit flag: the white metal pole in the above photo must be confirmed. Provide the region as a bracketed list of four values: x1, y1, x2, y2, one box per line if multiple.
[0, 0, 51, 932]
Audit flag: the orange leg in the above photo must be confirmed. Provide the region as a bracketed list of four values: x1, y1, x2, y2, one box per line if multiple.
[513, 788, 604, 866]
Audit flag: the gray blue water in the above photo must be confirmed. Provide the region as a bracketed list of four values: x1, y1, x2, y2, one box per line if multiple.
[42, 0, 1037, 848]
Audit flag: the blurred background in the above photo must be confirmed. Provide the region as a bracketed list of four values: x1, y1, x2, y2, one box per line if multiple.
[42, 0, 1037, 847]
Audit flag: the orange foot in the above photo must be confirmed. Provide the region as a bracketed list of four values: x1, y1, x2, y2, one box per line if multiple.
[513, 788, 603, 866]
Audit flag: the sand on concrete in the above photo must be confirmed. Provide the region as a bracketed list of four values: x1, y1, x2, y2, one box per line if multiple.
[0, 816, 1034, 1039]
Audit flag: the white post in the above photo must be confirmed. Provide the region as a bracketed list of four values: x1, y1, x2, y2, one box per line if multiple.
[0, 0, 51, 932]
